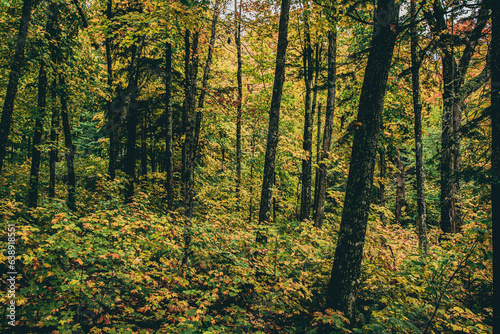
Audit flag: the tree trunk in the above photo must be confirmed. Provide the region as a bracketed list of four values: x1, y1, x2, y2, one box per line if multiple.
[28, 62, 48, 208]
[325, 0, 399, 318]
[59, 75, 76, 211]
[313, 44, 321, 165]
[440, 45, 458, 233]
[311, 44, 321, 218]
[235, 0, 243, 197]
[123, 40, 144, 202]
[431, 1, 488, 233]
[49, 79, 58, 198]
[395, 149, 406, 225]
[257, 0, 291, 241]
[490, 0, 499, 329]
[314, 29, 336, 228]
[195, 2, 220, 165]
[379, 150, 387, 225]
[182, 31, 200, 219]
[411, 0, 427, 254]
[165, 41, 174, 210]
[300, 10, 313, 221]
[0, 0, 35, 175]
[141, 110, 148, 177]
[151, 132, 156, 173]
[248, 129, 256, 222]
[30, 1, 59, 205]
[106, 0, 118, 180]
[316, 102, 322, 164]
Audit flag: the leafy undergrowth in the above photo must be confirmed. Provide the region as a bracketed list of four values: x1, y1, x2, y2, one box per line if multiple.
[0, 176, 492, 333]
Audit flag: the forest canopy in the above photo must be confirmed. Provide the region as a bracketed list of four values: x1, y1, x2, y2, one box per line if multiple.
[0, 0, 497, 332]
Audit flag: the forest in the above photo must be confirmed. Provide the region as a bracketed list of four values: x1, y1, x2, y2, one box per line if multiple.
[0, 0, 498, 332]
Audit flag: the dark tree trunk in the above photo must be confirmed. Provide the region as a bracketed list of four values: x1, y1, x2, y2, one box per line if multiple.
[314, 29, 336, 228]
[28, 62, 48, 208]
[182, 30, 191, 131]
[195, 2, 220, 164]
[411, 0, 427, 253]
[431, 2, 488, 233]
[106, 0, 118, 180]
[325, 0, 399, 318]
[151, 132, 156, 173]
[395, 149, 407, 225]
[141, 110, 148, 177]
[311, 43, 321, 218]
[300, 11, 313, 221]
[0, 0, 35, 175]
[49, 79, 58, 198]
[165, 41, 174, 210]
[235, 0, 243, 197]
[59, 75, 76, 211]
[440, 45, 458, 233]
[123, 40, 144, 202]
[312, 45, 321, 165]
[248, 129, 256, 223]
[316, 102, 322, 164]
[182, 31, 200, 219]
[490, 0, 499, 328]
[257, 0, 291, 240]
[379, 150, 387, 225]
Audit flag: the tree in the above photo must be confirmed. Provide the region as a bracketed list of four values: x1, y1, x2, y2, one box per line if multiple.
[325, 0, 399, 318]
[395, 149, 406, 224]
[313, 28, 336, 228]
[123, 39, 144, 202]
[27, 3, 59, 209]
[299, 4, 314, 221]
[106, 0, 118, 180]
[164, 40, 174, 210]
[59, 74, 77, 211]
[425, 1, 489, 233]
[257, 0, 291, 240]
[490, 0, 499, 328]
[182, 29, 200, 218]
[0, 0, 35, 175]
[195, 0, 220, 164]
[235, 0, 243, 197]
[27, 62, 47, 209]
[410, 0, 427, 254]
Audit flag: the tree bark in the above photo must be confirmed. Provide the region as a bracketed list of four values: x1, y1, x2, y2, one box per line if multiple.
[325, 0, 399, 318]
[141, 109, 148, 177]
[411, 0, 427, 254]
[123, 40, 144, 202]
[195, 1, 220, 166]
[257, 0, 291, 241]
[59, 75, 76, 211]
[440, 44, 458, 233]
[395, 149, 407, 225]
[182, 31, 200, 218]
[0, 0, 35, 175]
[106, 0, 119, 180]
[165, 41, 174, 210]
[27, 62, 48, 208]
[235, 0, 243, 197]
[490, 0, 499, 329]
[300, 9, 314, 221]
[314, 29, 336, 228]
[28, 1, 59, 207]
